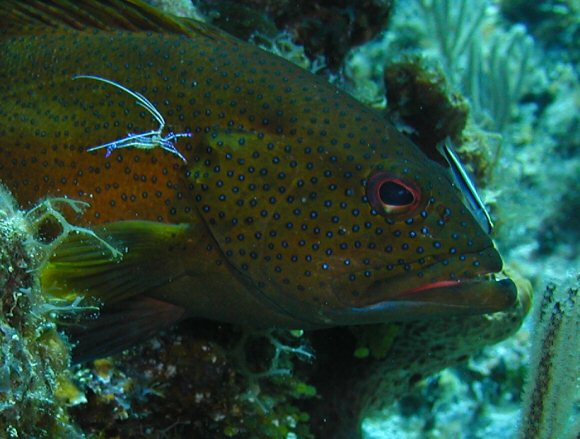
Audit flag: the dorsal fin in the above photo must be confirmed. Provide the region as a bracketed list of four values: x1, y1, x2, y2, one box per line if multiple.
[0, 0, 230, 42]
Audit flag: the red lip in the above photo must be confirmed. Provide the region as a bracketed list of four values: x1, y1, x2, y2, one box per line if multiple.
[357, 246, 517, 317]
[388, 277, 518, 313]
[323, 276, 518, 325]
[322, 246, 517, 325]
[404, 279, 462, 295]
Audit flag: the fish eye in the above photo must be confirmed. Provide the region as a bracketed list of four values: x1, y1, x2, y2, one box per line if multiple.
[366, 172, 420, 215]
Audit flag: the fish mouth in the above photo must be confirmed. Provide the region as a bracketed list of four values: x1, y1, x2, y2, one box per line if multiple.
[382, 273, 517, 313]
[349, 246, 518, 321]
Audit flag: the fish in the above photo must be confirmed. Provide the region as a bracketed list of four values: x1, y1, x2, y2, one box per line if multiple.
[0, 0, 517, 359]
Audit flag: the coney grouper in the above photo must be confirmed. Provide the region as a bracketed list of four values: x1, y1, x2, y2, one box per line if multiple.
[0, 0, 525, 361]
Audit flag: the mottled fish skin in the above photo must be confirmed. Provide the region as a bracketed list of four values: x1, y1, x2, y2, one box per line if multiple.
[0, 0, 516, 329]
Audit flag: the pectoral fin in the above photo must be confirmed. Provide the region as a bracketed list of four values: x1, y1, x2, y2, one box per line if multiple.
[41, 220, 190, 304]
[40, 220, 192, 361]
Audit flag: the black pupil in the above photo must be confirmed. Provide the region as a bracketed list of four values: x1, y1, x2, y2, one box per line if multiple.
[379, 181, 414, 206]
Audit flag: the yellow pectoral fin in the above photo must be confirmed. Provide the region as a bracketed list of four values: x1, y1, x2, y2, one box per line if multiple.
[41, 220, 191, 305]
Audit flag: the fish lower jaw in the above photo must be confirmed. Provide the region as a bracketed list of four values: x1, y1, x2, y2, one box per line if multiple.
[319, 268, 517, 325]
[401, 270, 509, 297]
[354, 247, 518, 320]
[379, 272, 518, 315]
[323, 270, 518, 325]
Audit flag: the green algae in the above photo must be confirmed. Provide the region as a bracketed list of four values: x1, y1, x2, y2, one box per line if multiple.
[352, 324, 400, 360]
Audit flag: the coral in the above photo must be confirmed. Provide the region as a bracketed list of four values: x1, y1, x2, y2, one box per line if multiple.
[191, 0, 394, 70]
[264, 31, 325, 72]
[417, 0, 487, 78]
[536, 166, 580, 257]
[410, 0, 535, 133]
[518, 278, 580, 439]
[382, 57, 469, 156]
[490, 64, 579, 272]
[343, 0, 540, 151]
[500, 0, 580, 64]
[0, 185, 81, 438]
[363, 329, 530, 438]
[461, 25, 535, 133]
[340, 0, 541, 194]
[68, 324, 315, 438]
[399, 0, 537, 133]
[194, 1, 280, 43]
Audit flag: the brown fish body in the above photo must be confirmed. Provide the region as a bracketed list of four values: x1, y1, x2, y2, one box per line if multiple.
[0, 17, 309, 326]
[0, 0, 517, 343]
